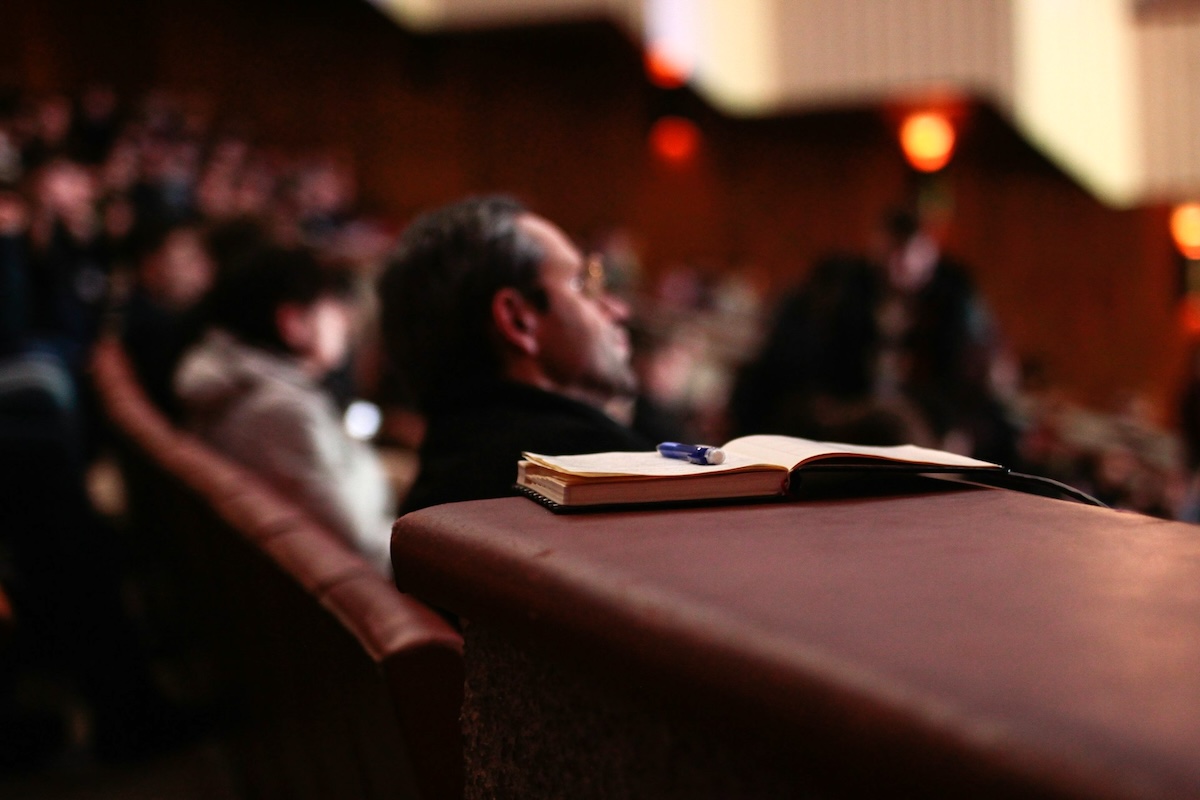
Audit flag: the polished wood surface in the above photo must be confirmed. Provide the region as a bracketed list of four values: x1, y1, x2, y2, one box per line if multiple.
[394, 485, 1200, 799]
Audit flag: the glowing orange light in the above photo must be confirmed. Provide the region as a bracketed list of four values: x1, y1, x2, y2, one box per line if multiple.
[899, 111, 956, 172]
[644, 46, 690, 89]
[1181, 295, 1200, 337]
[1171, 202, 1200, 260]
[650, 116, 700, 164]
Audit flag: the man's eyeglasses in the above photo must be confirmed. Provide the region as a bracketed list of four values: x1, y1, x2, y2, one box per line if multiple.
[571, 254, 608, 300]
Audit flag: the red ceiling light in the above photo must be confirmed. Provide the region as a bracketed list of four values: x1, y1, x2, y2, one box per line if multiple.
[1171, 202, 1200, 260]
[1181, 295, 1200, 337]
[650, 116, 700, 164]
[645, 46, 690, 89]
[899, 111, 957, 172]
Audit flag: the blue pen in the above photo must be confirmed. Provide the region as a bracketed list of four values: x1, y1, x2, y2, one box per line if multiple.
[656, 442, 726, 465]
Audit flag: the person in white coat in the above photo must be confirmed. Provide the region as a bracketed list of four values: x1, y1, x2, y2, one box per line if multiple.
[175, 245, 395, 574]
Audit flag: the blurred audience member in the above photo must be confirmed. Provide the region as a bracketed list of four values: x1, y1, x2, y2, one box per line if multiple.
[731, 253, 929, 446]
[27, 158, 111, 377]
[73, 84, 121, 165]
[130, 136, 201, 228]
[873, 209, 1018, 464]
[174, 245, 395, 573]
[291, 156, 357, 247]
[20, 94, 74, 170]
[119, 220, 216, 418]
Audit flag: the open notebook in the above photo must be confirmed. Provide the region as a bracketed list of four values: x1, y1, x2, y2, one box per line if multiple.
[516, 434, 1005, 511]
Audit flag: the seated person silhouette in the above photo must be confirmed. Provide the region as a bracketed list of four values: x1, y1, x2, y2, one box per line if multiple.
[174, 245, 395, 573]
[120, 220, 216, 420]
[874, 209, 1016, 464]
[729, 253, 921, 445]
[378, 195, 651, 513]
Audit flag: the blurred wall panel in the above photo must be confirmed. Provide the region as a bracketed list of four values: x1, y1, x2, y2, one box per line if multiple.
[953, 119, 1183, 415]
[2, 0, 149, 93]
[774, 0, 1013, 110]
[1139, 19, 1200, 202]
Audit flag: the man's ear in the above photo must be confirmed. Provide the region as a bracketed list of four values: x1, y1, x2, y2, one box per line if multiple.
[491, 287, 541, 356]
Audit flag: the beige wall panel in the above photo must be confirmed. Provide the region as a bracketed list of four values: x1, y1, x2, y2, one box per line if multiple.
[774, 0, 1014, 109]
[1138, 19, 1200, 202]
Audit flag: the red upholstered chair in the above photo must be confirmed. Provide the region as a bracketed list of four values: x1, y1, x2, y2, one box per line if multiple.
[90, 335, 464, 800]
[324, 572, 465, 800]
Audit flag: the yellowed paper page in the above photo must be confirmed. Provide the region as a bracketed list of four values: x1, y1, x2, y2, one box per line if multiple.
[521, 450, 768, 478]
[722, 435, 1000, 470]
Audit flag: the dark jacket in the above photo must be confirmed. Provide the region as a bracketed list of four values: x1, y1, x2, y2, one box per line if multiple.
[402, 381, 651, 514]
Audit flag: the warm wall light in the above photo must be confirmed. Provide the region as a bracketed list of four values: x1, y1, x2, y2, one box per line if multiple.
[650, 116, 700, 164]
[1171, 202, 1200, 259]
[899, 111, 957, 172]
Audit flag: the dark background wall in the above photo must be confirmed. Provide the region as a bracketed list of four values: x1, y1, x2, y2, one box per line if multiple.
[2, 0, 1186, 420]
